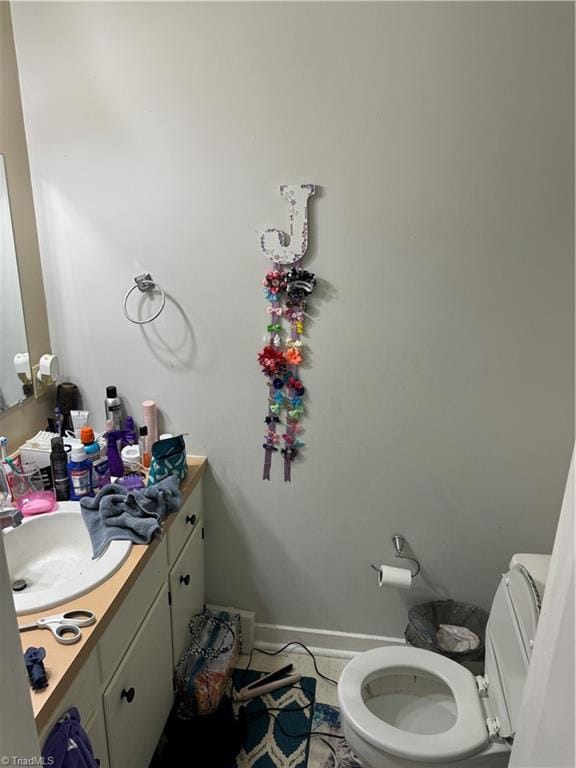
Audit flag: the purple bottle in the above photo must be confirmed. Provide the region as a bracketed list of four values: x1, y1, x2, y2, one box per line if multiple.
[105, 431, 126, 478]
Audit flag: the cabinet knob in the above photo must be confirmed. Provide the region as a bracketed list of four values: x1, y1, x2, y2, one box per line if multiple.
[180, 574, 191, 586]
[121, 687, 135, 703]
[185, 514, 197, 526]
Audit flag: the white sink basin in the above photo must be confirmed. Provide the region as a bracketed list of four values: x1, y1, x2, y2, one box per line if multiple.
[3, 501, 132, 615]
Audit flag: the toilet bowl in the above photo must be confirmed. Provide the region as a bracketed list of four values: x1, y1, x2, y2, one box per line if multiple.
[338, 555, 549, 768]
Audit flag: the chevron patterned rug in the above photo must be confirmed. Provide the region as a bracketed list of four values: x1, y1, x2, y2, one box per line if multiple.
[233, 669, 316, 768]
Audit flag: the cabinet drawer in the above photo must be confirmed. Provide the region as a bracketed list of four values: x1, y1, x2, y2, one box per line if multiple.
[167, 479, 202, 566]
[169, 521, 205, 667]
[103, 584, 173, 768]
[39, 648, 100, 745]
[85, 699, 109, 768]
[98, 536, 168, 682]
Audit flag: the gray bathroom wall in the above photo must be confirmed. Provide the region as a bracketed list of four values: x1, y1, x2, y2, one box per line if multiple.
[12, 2, 574, 637]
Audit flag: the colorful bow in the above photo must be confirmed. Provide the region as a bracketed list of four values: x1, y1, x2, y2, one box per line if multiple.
[270, 403, 283, 414]
[267, 306, 283, 316]
[288, 405, 304, 419]
[285, 338, 303, 350]
[272, 334, 282, 347]
[266, 431, 281, 444]
[285, 308, 305, 321]
[267, 323, 282, 333]
[273, 391, 285, 404]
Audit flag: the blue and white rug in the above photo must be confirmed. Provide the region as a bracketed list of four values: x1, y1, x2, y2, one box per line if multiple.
[309, 704, 362, 768]
[233, 669, 316, 768]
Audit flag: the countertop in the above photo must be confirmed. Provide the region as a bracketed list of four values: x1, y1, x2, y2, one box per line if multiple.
[17, 456, 207, 733]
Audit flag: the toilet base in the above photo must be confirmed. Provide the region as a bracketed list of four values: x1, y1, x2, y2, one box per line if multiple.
[341, 720, 510, 768]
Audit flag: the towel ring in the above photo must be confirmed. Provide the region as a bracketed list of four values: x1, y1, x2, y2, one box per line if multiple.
[123, 273, 166, 324]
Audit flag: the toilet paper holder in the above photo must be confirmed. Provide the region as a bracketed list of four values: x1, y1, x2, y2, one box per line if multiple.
[371, 535, 421, 578]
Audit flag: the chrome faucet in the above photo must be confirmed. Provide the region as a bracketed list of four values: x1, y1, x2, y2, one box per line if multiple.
[0, 507, 23, 530]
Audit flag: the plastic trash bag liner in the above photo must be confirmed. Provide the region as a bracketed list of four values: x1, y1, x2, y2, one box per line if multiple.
[405, 600, 488, 662]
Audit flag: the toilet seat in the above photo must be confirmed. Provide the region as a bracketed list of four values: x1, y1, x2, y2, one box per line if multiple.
[338, 646, 489, 763]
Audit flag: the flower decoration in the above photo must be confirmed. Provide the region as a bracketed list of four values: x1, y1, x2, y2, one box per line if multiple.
[263, 270, 287, 296]
[258, 345, 287, 376]
[284, 348, 302, 366]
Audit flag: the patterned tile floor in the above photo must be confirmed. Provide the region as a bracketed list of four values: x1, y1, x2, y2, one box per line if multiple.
[237, 651, 356, 767]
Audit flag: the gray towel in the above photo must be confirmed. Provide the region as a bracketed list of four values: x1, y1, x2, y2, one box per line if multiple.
[80, 475, 182, 558]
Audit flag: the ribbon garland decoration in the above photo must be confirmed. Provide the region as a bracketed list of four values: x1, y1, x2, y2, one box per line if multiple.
[258, 184, 317, 481]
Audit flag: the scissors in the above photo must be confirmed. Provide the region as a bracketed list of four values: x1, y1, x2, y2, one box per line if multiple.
[19, 609, 96, 645]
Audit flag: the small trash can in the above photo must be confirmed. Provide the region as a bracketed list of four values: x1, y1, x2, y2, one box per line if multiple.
[405, 599, 488, 663]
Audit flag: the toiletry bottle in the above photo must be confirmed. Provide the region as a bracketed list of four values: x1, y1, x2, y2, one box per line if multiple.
[142, 400, 158, 447]
[105, 386, 122, 431]
[106, 431, 125, 479]
[92, 457, 111, 491]
[124, 416, 137, 447]
[80, 427, 100, 492]
[139, 426, 151, 469]
[50, 437, 70, 502]
[68, 445, 93, 500]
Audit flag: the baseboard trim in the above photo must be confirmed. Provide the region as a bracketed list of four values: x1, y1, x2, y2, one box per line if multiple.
[254, 623, 405, 659]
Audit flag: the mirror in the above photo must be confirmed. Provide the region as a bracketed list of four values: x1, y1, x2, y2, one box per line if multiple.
[0, 154, 32, 411]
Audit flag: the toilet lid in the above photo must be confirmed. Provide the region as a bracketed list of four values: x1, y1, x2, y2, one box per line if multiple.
[338, 646, 489, 763]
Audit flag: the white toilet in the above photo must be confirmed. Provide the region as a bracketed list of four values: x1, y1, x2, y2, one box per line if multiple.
[338, 554, 550, 768]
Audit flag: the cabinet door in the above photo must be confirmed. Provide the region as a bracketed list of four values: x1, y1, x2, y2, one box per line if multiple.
[167, 479, 203, 566]
[84, 700, 109, 768]
[169, 520, 205, 667]
[103, 584, 172, 768]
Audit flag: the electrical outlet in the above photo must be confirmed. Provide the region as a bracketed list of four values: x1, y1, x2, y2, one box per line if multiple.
[31, 364, 49, 398]
[207, 604, 255, 654]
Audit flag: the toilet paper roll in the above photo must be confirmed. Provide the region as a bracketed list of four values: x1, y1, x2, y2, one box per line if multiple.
[377, 564, 412, 590]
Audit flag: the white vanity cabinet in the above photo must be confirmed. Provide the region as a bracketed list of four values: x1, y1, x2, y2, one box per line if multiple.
[103, 584, 173, 768]
[38, 478, 205, 768]
[169, 519, 205, 667]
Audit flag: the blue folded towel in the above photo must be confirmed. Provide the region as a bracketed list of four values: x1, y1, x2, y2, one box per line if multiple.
[80, 475, 181, 558]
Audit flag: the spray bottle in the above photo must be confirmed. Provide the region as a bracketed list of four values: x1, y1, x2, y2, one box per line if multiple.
[105, 386, 123, 431]
[50, 437, 70, 501]
[105, 431, 126, 479]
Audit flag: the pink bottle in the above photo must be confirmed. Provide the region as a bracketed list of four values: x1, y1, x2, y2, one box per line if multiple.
[142, 400, 158, 448]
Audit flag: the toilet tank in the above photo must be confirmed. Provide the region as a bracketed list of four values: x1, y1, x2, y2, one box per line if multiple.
[484, 554, 550, 739]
